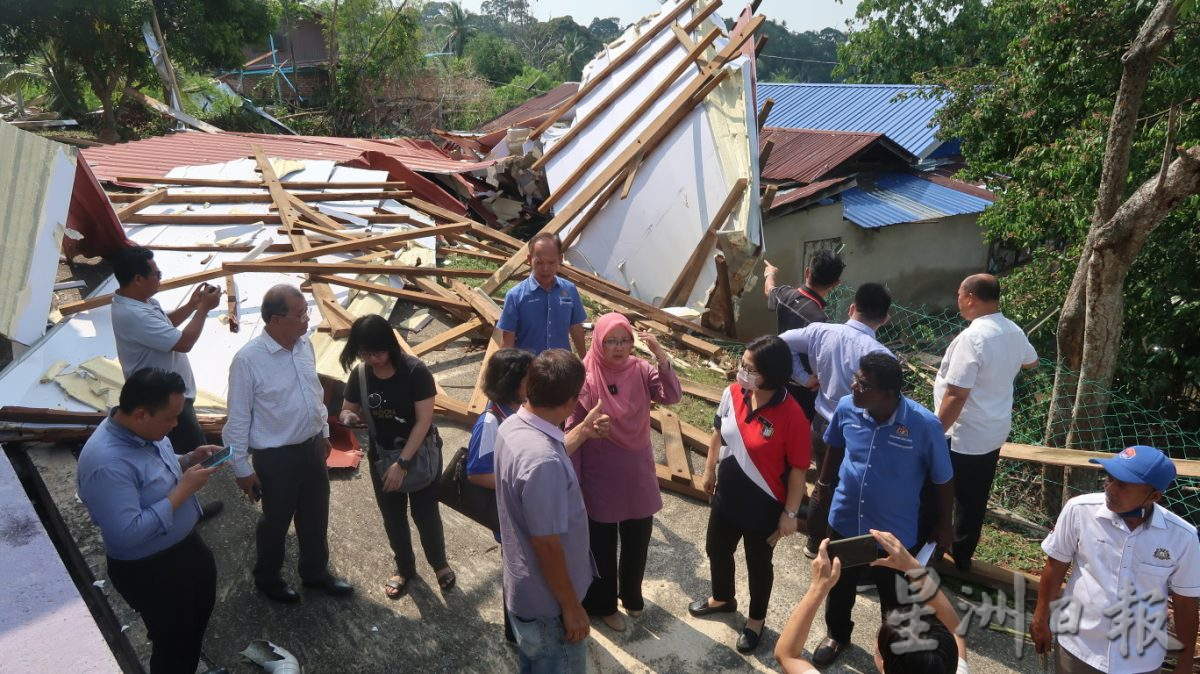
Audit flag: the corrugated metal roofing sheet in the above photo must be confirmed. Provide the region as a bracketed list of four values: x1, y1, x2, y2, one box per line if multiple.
[757, 83, 948, 159]
[770, 176, 854, 211]
[80, 131, 492, 182]
[759, 127, 915, 183]
[475, 82, 580, 133]
[843, 172, 993, 229]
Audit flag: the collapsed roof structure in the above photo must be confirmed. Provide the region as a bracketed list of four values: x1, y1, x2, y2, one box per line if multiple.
[0, 0, 765, 502]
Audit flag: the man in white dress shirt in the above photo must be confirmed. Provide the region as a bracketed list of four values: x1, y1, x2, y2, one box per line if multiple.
[933, 274, 1038, 571]
[223, 284, 352, 603]
[1032, 446, 1198, 674]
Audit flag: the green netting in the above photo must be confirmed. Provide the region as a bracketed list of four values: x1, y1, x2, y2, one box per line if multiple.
[816, 286, 1200, 529]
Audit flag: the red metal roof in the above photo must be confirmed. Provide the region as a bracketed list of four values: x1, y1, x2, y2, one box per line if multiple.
[769, 177, 855, 213]
[759, 127, 915, 184]
[475, 82, 579, 134]
[80, 131, 492, 182]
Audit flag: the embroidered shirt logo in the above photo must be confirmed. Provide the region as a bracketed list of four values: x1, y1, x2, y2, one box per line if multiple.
[1154, 548, 1171, 561]
[895, 426, 910, 437]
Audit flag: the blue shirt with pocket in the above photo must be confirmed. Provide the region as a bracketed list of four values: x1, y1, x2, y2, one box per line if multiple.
[76, 414, 202, 560]
[824, 394, 953, 549]
[497, 276, 586, 354]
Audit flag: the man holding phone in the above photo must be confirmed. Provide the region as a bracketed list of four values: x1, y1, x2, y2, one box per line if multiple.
[110, 245, 224, 521]
[76, 368, 227, 674]
[810, 353, 954, 667]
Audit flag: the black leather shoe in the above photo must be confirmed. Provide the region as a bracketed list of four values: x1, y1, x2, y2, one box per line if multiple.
[736, 626, 762, 654]
[302, 576, 354, 597]
[198, 500, 224, 522]
[256, 582, 300, 604]
[812, 636, 847, 666]
[687, 597, 737, 617]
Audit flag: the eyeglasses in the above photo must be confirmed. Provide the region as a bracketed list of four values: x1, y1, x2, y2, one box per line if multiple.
[603, 338, 633, 348]
[358, 350, 388, 360]
[851, 375, 874, 392]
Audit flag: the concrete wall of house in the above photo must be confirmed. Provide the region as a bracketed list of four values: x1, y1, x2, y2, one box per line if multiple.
[737, 204, 988, 339]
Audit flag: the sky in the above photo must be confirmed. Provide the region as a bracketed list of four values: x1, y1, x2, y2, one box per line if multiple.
[452, 1, 862, 34]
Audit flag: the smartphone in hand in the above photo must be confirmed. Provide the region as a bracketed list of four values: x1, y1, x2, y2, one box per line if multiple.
[200, 446, 233, 468]
[826, 534, 879, 568]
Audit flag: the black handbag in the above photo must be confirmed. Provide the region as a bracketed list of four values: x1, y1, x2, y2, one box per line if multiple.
[358, 364, 442, 493]
[438, 446, 500, 532]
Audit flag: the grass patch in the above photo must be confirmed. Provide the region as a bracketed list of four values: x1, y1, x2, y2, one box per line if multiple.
[675, 393, 717, 432]
[974, 521, 1046, 576]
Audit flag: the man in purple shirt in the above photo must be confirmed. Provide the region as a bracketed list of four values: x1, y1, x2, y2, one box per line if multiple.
[494, 349, 597, 673]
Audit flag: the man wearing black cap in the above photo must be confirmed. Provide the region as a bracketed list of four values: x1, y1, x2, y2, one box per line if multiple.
[1031, 445, 1199, 673]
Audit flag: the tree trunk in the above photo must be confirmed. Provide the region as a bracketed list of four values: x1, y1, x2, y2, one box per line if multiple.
[1042, 0, 1181, 516]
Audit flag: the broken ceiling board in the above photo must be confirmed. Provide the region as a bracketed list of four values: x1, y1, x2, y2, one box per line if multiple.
[0, 124, 76, 345]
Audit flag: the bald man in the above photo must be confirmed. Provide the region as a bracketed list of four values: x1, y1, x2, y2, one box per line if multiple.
[933, 274, 1037, 571]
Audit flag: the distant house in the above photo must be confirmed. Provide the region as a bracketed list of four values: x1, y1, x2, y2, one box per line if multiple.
[220, 15, 330, 102]
[738, 83, 992, 337]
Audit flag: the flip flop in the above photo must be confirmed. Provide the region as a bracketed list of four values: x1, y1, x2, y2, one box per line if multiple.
[384, 575, 408, 600]
[436, 569, 457, 592]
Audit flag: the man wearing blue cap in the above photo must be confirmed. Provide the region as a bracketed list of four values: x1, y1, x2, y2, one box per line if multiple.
[1031, 445, 1199, 673]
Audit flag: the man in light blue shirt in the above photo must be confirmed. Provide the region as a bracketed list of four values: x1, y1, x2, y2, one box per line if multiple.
[498, 233, 587, 356]
[77, 368, 225, 674]
[779, 282, 892, 557]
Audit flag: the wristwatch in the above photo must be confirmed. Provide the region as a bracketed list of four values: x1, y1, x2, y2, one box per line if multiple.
[784, 509, 799, 519]
[396, 457, 413, 470]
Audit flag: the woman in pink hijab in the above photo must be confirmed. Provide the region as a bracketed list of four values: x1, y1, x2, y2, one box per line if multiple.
[567, 311, 682, 632]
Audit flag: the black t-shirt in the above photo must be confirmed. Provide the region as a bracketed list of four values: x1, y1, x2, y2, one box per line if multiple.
[345, 355, 437, 449]
[769, 284, 828, 421]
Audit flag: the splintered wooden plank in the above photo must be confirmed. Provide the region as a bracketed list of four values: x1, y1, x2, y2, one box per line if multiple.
[411, 318, 486, 357]
[107, 190, 412, 204]
[224, 262, 491, 278]
[449, 280, 502, 325]
[659, 409, 692, 484]
[59, 268, 227, 316]
[662, 178, 748, 307]
[308, 275, 473, 312]
[999, 443, 1200, 478]
[113, 188, 166, 220]
[115, 176, 407, 190]
[680, 379, 724, 404]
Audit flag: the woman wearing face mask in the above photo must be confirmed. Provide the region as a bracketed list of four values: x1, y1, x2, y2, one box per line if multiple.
[566, 312, 681, 633]
[689, 334, 811, 654]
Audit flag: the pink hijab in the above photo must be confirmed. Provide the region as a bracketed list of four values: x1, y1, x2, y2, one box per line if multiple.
[582, 312, 652, 450]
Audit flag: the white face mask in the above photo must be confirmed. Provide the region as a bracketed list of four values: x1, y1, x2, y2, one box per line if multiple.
[736, 366, 760, 391]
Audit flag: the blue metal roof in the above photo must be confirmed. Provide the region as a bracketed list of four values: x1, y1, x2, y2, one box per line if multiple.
[842, 173, 992, 229]
[757, 83, 948, 159]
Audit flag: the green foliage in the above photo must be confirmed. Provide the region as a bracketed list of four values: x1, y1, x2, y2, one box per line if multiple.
[465, 33, 524, 84]
[920, 0, 1200, 424]
[0, 0, 276, 139]
[587, 17, 622, 44]
[835, 0, 1013, 83]
[325, 0, 423, 136]
[757, 21, 844, 83]
[434, 1, 476, 58]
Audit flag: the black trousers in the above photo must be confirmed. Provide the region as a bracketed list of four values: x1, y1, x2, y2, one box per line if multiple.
[950, 448, 1002, 564]
[706, 507, 776, 621]
[166, 397, 205, 455]
[823, 527, 914, 644]
[368, 450, 448, 578]
[805, 415, 836, 554]
[251, 434, 330, 586]
[582, 516, 653, 615]
[107, 532, 216, 674]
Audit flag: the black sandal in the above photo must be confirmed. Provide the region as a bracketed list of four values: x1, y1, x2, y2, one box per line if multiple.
[384, 576, 408, 599]
[436, 569, 457, 592]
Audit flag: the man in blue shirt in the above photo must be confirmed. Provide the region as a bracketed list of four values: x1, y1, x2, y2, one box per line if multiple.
[77, 368, 226, 674]
[498, 233, 587, 357]
[780, 282, 893, 558]
[810, 353, 955, 667]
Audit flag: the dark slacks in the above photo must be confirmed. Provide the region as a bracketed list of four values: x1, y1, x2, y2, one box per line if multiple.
[107, 532, 216, 674]
[251, 434, 330, 586]
[951, 448, 1002, 564]
[166, 397, 205, 455]
[823, 527, 913, 644]
[805, 415, 836, 554]
[706, 507, 776, 621]
[368, 450, 448, 578]
[582, 516, 653, 615]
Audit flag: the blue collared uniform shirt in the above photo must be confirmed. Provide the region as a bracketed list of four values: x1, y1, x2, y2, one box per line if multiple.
[779, 319, 893, 422]
[824, 394, 953, 549]
[497, 276, 586, 354]
[77, 415, 202, 560]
